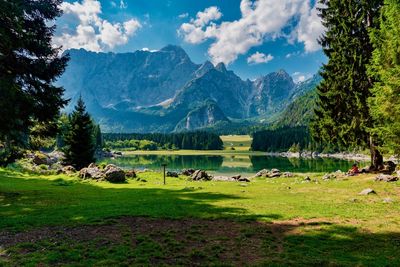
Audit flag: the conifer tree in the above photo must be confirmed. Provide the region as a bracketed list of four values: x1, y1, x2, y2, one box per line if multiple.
[0, 0, 68, 152]
[311, 0, 384, 169]
[93, 124, 103, 150]
[63, 97, 95, 170]
[368, 0, 400, 156]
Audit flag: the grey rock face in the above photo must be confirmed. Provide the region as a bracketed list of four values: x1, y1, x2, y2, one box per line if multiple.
[58, 46, 318, 132]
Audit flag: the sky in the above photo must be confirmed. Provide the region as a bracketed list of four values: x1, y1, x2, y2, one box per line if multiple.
[54, 0, 326, 82]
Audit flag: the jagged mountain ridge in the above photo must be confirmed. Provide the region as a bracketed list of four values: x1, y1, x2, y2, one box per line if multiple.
[57, 45, 319, 133]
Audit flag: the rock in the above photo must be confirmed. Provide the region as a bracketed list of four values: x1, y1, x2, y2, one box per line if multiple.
[125, 170, 137, 178]
[113, 151, 123, 156]
[191, 170, 212, 181]
[231, 175, 241, 180]
[304, 176, 311, 182]
[238, 177, 250, 182]
[255, 169, 269, 177]
[32, 153, 49, 165]
[323, 173, 336, 180]
[103, 164, 118, 172]
[181, 169, 195, 176]
[283, 172, 293, 177]
[166, 171, 179, 178]
[381, 161, 397, 174]
[359, 188, 376, 195]
[383, 198, 394, 203]
[268, 172, 281, 178]
[79, 167, 105, 180]
[271, 169, 280, 173]
[212, 176, 236, 182]
[375, 174, 398, 182]
[104, 165, 126, 183]
[62, 165, 76, 174]
[88, 163, 97, 168]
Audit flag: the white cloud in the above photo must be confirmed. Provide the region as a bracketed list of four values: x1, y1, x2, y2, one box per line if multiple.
[247, 52, 273, 65]
[179, 0, 324, 65]
[54, 0, 141, 51]
[178, 13, 189, 19]
[294, 2, 325, 53]
[292, 72, 312, 83]
[119, 0, 127, 9]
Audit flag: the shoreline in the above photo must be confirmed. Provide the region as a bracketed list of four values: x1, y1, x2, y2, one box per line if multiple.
[264, 151, 371, 161]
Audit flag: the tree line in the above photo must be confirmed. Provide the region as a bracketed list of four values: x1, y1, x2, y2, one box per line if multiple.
[251, 127, 312, 152]
[103, 132, 224, 150]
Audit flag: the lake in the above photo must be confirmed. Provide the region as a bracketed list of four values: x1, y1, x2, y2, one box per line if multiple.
[101, 154, 368, 175]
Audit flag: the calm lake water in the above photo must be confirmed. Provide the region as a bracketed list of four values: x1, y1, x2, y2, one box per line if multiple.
[101, 154, 368, 175]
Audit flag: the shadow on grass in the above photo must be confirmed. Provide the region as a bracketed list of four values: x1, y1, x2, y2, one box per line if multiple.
[0, 170, 278, 231]
[1, 169, 400, 266]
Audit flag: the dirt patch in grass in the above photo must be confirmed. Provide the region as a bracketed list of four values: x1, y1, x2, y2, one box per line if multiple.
[1, 217, 399, 266]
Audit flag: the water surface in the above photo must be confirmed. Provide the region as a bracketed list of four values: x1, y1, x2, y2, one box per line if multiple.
[101, 154, 368, 175]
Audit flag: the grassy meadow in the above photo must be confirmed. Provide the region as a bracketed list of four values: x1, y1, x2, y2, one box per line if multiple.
[1, 168, 399, 266]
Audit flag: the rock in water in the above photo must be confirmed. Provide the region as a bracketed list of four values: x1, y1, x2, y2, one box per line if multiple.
[375, 174, 398, 182]
[359, 188, 376, 195]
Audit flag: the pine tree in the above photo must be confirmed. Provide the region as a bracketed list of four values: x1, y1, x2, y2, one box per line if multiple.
[93, 124, 103, 150]
[311, 0, 384, 169]
[63, 97, 95, 170]
[368, 0, 400, 156]
[0, 0, 68, 153]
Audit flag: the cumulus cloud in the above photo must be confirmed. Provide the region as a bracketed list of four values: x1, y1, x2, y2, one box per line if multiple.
[293, 2, 325, 52]
[247, 52, 274, 65]
[179, 0, 324, 65]
[53, 0, 141, 51]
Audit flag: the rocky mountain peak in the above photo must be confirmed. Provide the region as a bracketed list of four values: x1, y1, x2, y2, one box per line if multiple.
[215, 62, 227, 73]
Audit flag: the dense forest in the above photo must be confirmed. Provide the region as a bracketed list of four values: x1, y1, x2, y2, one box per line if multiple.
[251, 127, 312, 152]
[103, 132, 224, 150]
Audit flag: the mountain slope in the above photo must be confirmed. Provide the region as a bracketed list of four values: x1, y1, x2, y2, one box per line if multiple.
[272, 74, 322, 128]
[57, 45, 318, 133]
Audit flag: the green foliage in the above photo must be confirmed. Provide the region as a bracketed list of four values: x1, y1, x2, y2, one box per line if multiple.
[93, 124, 103, 150]
[63, 97, 95, 170]
[311, 0, 383, 149]
[0, 0, 68, 149]
[274, 90, 318, 128]
[368, 0, 400, 156]
[251, 127, 314, 152]
[104, 132, 223, 150]
[105, 139, 159, 151]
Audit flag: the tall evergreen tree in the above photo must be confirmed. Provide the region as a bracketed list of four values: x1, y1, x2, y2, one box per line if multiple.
[311, 0, 383, 169]
[93, 124, 104, 150]
[0, 0, 68, 153]
[368, 0, 400, 156]
[63, 98, 95, 170]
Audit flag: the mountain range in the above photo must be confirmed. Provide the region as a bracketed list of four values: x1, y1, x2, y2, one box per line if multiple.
[57, 45, 320, 133]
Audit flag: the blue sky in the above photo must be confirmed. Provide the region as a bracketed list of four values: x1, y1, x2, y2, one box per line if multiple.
[54, 0, 326, 82]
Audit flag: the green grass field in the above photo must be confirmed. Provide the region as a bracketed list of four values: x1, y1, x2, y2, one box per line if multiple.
[1, 168, 400, 266]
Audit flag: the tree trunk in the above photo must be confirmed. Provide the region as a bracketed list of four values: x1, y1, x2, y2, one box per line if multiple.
[370, 136, 383, 171]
